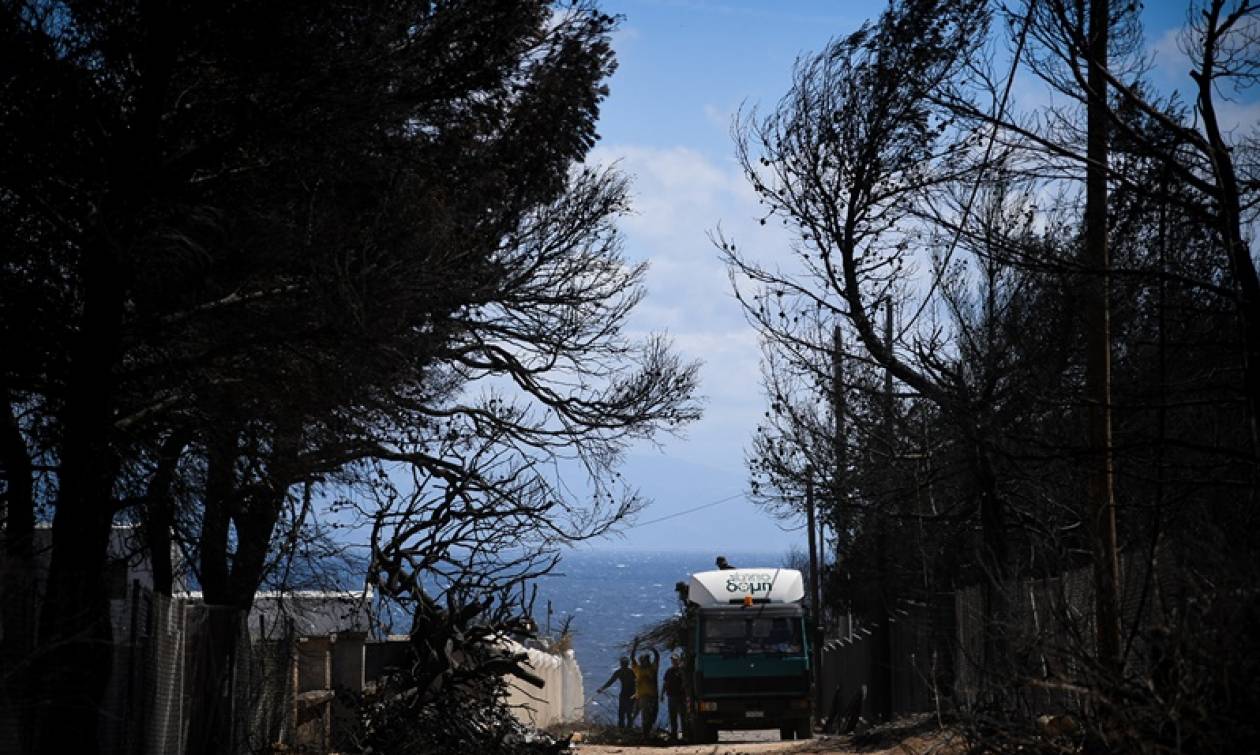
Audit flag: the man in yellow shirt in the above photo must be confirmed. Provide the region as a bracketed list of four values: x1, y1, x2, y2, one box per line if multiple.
[630, 638, 660, 739]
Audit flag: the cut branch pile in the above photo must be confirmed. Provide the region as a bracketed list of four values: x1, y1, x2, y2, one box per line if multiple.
[354, 598, 569, 755]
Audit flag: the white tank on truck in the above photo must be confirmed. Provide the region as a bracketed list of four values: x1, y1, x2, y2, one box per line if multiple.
[687, 568, 806, 607]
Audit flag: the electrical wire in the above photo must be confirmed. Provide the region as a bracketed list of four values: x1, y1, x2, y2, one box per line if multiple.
[902, 0, 1040, 332]
[628, 492, 745, 529]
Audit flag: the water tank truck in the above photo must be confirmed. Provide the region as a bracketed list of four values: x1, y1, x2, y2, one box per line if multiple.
[683, 567, 812, 742]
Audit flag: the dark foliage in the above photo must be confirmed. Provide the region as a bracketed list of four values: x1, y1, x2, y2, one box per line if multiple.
[354, 600, 571, 755]
[1, 0, 699, 751]
[724, 0, 1259, 750]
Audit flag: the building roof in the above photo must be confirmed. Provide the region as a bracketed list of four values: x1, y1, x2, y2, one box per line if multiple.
[178, 589, 374, 639]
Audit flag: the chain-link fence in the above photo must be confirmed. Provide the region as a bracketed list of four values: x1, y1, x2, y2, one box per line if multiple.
[89, 583, 294, 755]
[4, 578, 581, 754]
[818, 594, 955, 727]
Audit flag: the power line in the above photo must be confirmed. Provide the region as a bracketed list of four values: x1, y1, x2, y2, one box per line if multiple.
[904, 0, 1038, 330]
[630, 492, 745, 529]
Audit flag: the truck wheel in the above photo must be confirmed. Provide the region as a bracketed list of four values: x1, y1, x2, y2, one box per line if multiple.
[696, 723, 718, 744]
[779, 725, 795, 740]
[794, 718, 813, 739]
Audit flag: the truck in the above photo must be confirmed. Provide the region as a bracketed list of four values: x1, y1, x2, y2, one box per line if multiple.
[682, 567, 813, 743]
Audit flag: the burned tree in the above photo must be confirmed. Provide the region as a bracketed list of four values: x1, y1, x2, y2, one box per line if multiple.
[1, 1, 698, 751]
[721, 0, 1050, 702]
[727, 0, 1260, 746]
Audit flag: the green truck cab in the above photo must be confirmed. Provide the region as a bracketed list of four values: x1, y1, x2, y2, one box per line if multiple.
[684, 568, 813, 742]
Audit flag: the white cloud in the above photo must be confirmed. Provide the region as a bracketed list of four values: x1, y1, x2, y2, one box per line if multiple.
[586, 144, 774, 336]
[666, 327, 760, 391]
[589, 144, 748, 240]
[1146, 19, 1260, 137]
[703, 103, 733, 131]
[1149, 25, 1192, 92]
[585, 143, 792, 471]
[1147, 23, 1260, 138]
[1210, 97, 1260, 138]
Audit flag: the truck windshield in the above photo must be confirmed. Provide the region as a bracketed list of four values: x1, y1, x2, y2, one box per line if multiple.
[702, 615, 803, 655]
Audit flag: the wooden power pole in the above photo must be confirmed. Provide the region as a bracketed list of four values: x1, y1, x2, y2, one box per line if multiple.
[832, 325, 848, 638]
[805, 475, 822, 718]
[875, 300, 894, 721]
[833, 327, 846, 526]
[1085, 0, 1122, 671]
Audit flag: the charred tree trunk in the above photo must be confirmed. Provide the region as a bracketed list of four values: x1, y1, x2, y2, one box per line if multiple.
[144, 431, 190, 597]
[1, 391, 36, 754]
[1193, 0, 1260, 461]
[1, 391, 34, 550]
[186, 422, 239, 755]
[34, 252, 125, 754]
[972, 434, 1010, 692]
[184, 603, 246, 755]
[186, 419, 297, 755]
[871, 520, 894, 722]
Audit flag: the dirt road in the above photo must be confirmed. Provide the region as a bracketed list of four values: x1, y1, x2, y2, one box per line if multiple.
[574, 732, 856, 754]
[571, 721, 955, 755]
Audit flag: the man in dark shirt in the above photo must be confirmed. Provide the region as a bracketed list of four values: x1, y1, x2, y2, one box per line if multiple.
[715, 555, 735, 570]
[660, 654, 686, 741]
[597, 657, 637, 728]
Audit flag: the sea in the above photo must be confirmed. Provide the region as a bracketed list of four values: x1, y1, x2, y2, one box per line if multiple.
[529, 548, 784, 723]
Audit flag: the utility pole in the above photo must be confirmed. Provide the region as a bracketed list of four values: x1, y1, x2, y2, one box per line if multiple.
[833, 326, 847, 543]
[875, 300, 894, 721]
[883, 301, 894, 404]
[1085, 0, 1122, 672]
[832, 325, 848, 639]
[806, 475, 820, 617]
[805, 474, 822, 718]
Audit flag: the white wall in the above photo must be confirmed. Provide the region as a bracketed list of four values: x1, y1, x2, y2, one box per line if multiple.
[501, 641, 585, 729]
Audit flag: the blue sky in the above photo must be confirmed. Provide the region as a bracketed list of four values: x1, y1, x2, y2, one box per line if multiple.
[583, 0, 864, 553]
[578, 0, 1258, 552]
